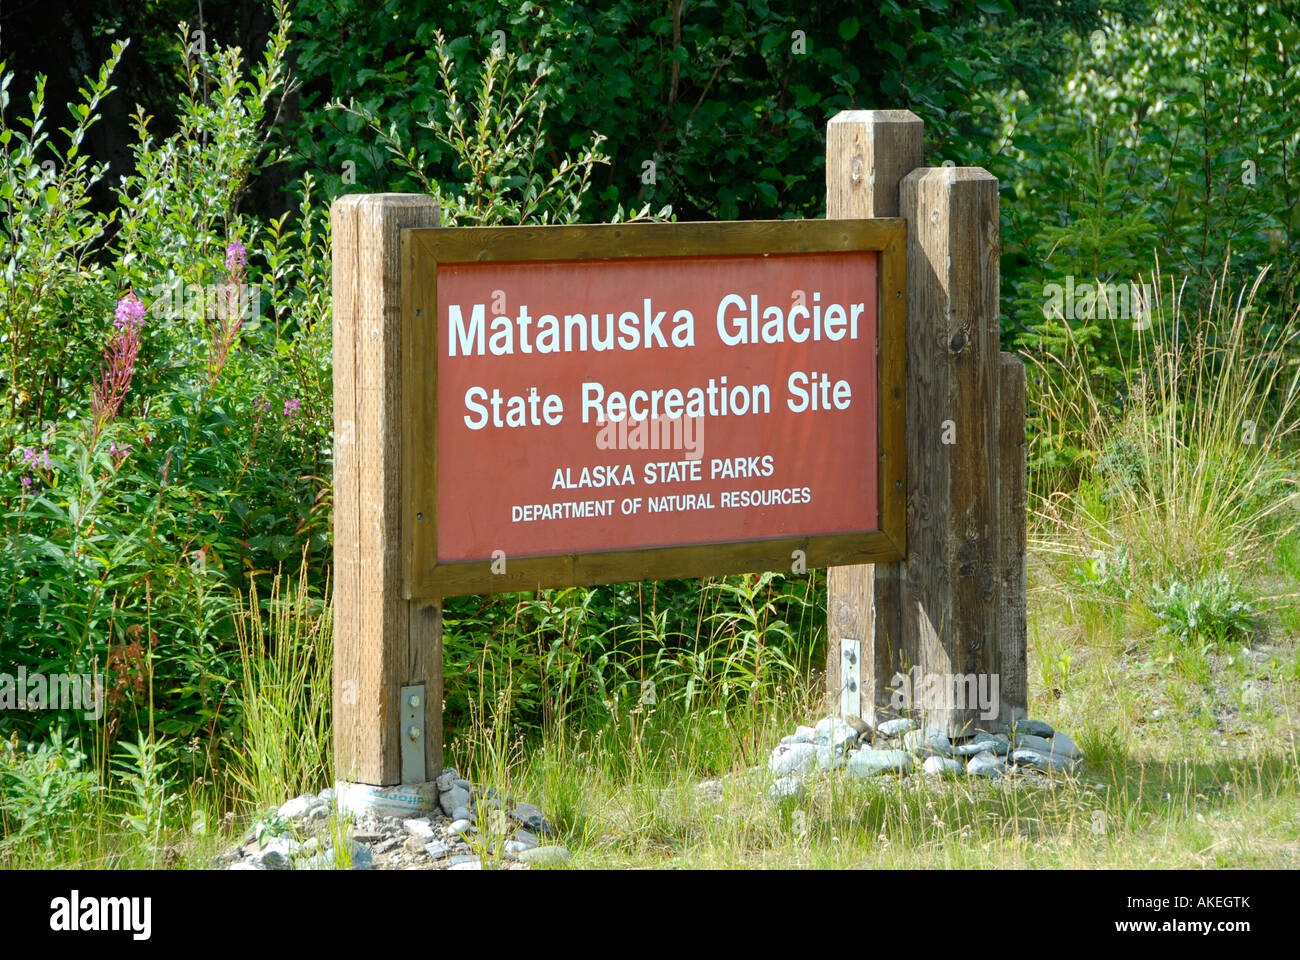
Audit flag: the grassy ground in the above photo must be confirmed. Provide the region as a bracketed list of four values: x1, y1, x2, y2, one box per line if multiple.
[458, 578, 1300, 870]
[4, 524, 1297, 870]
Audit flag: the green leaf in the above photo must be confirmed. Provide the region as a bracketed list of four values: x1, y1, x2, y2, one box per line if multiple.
[838, 17, 860, 41]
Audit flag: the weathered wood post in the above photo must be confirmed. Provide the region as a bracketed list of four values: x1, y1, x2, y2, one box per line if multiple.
[997, 357, 1028, 727]
[824, 110, 923, 728]
[825, 110, 1028, 735]
[900, 163, 1002, 736]
[331, 194, 444, 813]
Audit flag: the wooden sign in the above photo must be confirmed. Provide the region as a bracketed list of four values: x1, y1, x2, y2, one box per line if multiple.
[330, 110, 1027, 792]
[401, 219, 905, 598]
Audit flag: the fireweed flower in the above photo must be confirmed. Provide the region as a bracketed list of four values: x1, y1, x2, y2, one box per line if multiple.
[20, 475, 32, 491]
[253, 395, 271, 414]
[21, 448, 51, 471]
[208, 241, 248, 381]
[108, 442, 133, 467]
[114, 292, 147, 329]
[225, 241, 248, 271]
[283, 398, 301, 420]
[93, 294, 146, 428]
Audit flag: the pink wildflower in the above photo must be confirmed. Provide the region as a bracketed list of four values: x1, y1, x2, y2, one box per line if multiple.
[108, 442, 133, 467]
[225, 241, 248, 271]
[114, 292, 147, 329]
[93, 295, 146, 428]
[208, 240, 247, 382]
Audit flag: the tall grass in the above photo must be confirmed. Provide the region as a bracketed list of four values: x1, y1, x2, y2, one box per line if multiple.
[1032, 262, 1300, 591]
[229, 555, 333, 812]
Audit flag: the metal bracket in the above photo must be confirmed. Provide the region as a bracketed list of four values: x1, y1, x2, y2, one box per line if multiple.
[400, 683, 426, 784]
[839, 638, 860, 718]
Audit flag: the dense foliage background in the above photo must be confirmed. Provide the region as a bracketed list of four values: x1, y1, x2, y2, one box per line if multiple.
[0, 0, 1297, 847]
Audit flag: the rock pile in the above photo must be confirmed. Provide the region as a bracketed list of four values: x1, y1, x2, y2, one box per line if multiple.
[223, 768, 570, 871]
[768, 715, 1083, 798]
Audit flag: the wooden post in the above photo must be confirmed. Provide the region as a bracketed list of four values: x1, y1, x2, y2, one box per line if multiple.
[824, 110, 923, 725]
[825, 109, 1028, 735]
[332, 194, 443, 798]
[997, 354, 1028, 726]
[900, 166, 1003, 736]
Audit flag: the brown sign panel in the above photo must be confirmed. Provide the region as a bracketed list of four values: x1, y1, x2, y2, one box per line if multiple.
[401, 219, 905, 598]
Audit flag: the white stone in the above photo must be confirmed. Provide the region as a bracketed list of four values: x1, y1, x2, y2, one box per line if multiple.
[262, 836, 302, 859]
[769, 777, 806, 801]
[847, 749, 912, 778]
[403, 817, 436, 839]
[923, 756, 963, 777]
[769, 742, 819, 777]
[519, 845, 571, 866]
[276, 795, 315, 820]
[1011, 747, 1079, 773]
[877, 718, 917, 737]
[435, 768, 460, 791]
[439, 785, 472, 816]
[813, 716, 858, 750]
[815, 745, 847, 771]
[967, 751, 1006, 778]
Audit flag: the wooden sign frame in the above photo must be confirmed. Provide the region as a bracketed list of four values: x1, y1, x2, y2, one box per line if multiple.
[400, 218, 907, 600]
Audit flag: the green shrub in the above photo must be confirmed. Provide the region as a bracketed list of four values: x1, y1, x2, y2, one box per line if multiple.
[111, 732, 181, 850]
[329, 30, 660, 227]
[0, 729, 99, 848]
[0, 2, 335, 780]
[287, 0, 1099, 222]
[986, 2, 1300, 477]
[1149, 574, 1258, 649]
